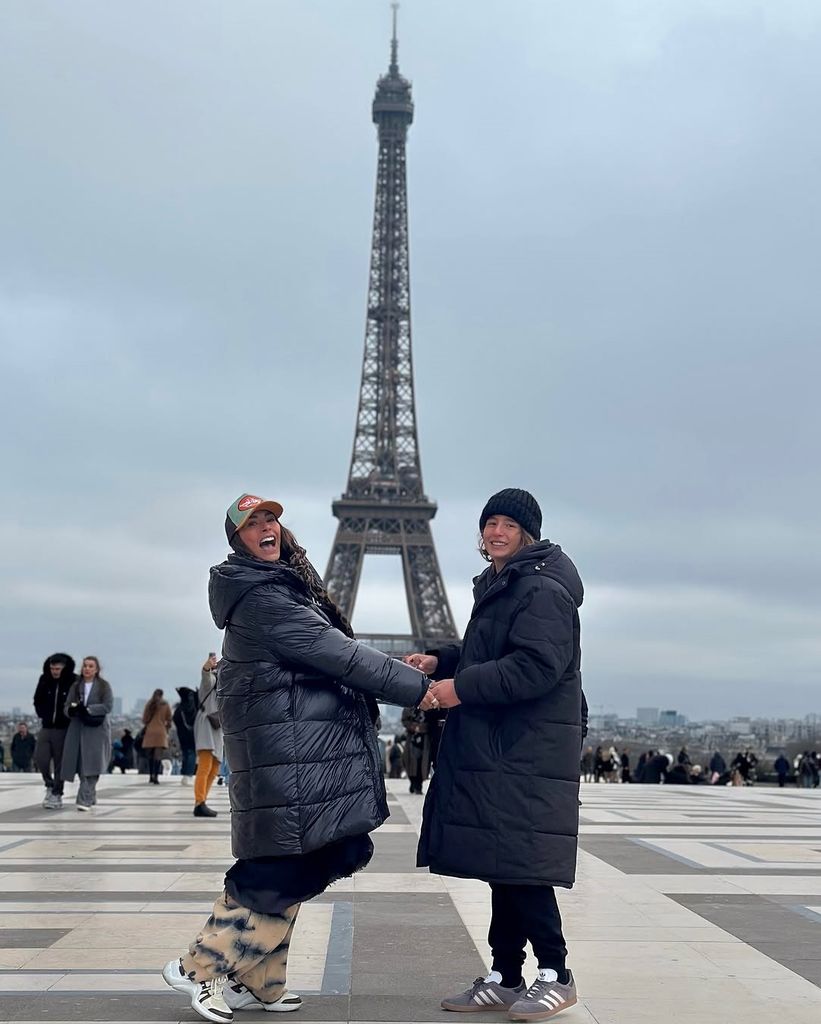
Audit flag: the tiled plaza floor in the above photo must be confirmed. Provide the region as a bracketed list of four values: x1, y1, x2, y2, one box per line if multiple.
[0, 774, 819, 1022]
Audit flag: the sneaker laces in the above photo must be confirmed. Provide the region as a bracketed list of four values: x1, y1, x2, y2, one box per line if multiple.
[525, 978, 551, 999]
[205, 976, 226, 999]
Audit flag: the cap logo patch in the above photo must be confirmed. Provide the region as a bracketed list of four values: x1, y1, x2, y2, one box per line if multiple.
[238, 495, 262, 511]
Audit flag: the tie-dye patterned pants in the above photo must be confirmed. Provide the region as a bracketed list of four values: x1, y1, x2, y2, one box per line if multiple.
[182, 891, 300, 1002]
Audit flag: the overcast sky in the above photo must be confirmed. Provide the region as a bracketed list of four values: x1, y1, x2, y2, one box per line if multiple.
[2, 0, 819, 719]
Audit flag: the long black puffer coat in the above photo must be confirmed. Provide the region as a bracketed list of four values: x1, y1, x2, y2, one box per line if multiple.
[418, 540, 583, 888]
[209, 552, 428, 860]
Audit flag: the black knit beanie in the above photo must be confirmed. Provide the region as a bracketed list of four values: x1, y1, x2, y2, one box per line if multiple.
[479, 488, 542, 540]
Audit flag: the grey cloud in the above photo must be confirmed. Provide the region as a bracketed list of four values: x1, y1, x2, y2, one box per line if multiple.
[1, 1, 819, 716]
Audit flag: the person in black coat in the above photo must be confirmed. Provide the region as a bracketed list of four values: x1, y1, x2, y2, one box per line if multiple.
[407, 488, 583, 1020]
[642, 752, 670, 784]
[708, 751, 727, 782]
[620, 748, 632, 784]
[33, 653, 76, 809]
[774, 753, 790, 788]
[163, 494, 432, 1022]
[11, 723, 36, 772]
[172, 686, 198, 784]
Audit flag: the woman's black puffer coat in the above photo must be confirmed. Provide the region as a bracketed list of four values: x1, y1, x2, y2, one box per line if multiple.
[209, 552, 428, 860]
[418, 541, 583, 888]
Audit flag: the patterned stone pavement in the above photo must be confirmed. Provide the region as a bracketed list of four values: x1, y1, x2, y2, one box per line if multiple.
[0, 774, 819, 1022]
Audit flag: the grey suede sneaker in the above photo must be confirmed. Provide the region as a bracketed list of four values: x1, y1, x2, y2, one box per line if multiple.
[507, 970, 576, 1021]
[442, 976, 525, 1012]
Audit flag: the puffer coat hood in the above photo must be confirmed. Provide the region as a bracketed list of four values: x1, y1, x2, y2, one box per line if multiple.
[209, 552, 428, 859]
[173, 687, 198, 747]
[418, 540, 583, 888]
[34, 654, 77, 729]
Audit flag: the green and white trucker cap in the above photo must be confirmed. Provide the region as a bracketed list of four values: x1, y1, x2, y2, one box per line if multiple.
[225, 494, 284, 541]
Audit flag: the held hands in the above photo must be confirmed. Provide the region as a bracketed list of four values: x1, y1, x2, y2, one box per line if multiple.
[429, 679, 461, 708]
[418, 687, 438, 712]
[404, 652, 439, 675]
[418, 678, 460, 711]
[406, 652, 458, 710]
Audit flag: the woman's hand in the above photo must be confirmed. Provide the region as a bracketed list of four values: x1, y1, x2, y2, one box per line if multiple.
[404, 652, 439, 675]
[430, 679, 461, 708]
[418, 687, 439, 712]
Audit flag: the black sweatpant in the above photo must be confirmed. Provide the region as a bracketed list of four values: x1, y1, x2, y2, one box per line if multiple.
[488, 883, 567, 985]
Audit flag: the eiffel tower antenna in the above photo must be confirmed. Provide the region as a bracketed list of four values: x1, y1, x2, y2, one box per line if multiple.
[324, 6, 459, 654]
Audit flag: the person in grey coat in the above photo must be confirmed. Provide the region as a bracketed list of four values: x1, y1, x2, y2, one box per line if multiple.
[192, 654, 224, 817]
[61, 655, 113, 811]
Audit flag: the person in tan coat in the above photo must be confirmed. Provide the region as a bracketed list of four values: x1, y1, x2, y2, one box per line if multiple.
[142, 689, 172, 784]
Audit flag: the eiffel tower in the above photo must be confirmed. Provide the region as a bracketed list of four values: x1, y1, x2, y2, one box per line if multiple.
[324, 6, 458, 655]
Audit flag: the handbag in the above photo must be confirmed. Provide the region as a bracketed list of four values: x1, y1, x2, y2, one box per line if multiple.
[200, 683, 221, 730]
[78, 702, 105, 727]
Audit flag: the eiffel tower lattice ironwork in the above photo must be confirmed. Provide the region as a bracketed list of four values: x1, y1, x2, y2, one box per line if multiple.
[324, 7, 459, 655]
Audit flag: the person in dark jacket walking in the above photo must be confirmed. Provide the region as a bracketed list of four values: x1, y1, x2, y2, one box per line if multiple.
[33, 653, 76, 809]
[162, 493, 432, 1024]
[173, 686, 198, 785]
[774, 753, 790, 788]
[708, 751, 726, 783]
[11, 723, 36, 772]
[620, 748, 631, 784]
[642, 752, 670, 784]
[407, 488, 583, 1022]
[401, 705, 431, 793]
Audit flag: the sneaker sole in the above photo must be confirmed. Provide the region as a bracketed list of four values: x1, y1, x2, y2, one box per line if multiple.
[163, 963, 232, 1023]
[227, 993, 302, 1013]
[507, 994, 577, 1021]
[260, 998, 302, 1012]
[191, 995, 233, 1023]
[162, 961, 197, 997]
[442, 1000, 513, 1013]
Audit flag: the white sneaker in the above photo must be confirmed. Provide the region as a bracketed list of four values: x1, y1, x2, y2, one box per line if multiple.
[76, 804, 92, 812]
[224, 980, 302, 1012]
[181, 775, 192, 786]
[162, 959, 232, 1022]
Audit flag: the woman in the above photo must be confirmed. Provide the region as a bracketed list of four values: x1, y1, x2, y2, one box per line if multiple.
[142, 689, 172, 784]
[62, 656, 114, 811]
[407, 488, 583, 1022]
[162, 493, 432, 1023]
[192, 654, 222, 817]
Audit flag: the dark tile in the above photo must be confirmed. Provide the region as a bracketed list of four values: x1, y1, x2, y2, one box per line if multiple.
[352, 970, 480, 996]
[95, 844, 189, 851]
[672, 893, 821, 989]
[0, 929, 69, 948]
[349, 993, 500, 1022]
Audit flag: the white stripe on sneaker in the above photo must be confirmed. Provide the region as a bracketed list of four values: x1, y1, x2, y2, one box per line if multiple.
[487, 990, 504, 1005]
[539, 994, 558, 1008]
[473, 991, 489, 1004]
[550, 989, 564, 1002]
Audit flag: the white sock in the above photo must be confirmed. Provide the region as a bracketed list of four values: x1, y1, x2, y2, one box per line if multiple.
[537, 968, 558, 983]
[484, 970, 503, 985]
